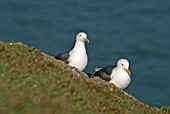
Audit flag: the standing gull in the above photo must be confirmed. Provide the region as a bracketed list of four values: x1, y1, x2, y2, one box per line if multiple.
[89, 59, 131, 89]
[55, 32, 89, 71]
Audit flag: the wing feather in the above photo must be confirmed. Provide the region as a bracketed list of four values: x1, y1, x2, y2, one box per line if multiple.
[93, 65, 115, 81]
[55, 51, 70, 64]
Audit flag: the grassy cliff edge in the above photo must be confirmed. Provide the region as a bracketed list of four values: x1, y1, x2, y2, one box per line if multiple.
[0, 42, 169, 114]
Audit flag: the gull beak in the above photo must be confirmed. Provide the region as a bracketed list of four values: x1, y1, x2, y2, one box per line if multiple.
[124, 68, 131, 76]
[83, 38, 89, 43]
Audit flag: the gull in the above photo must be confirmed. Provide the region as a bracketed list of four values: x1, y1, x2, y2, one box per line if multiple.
[89, 59, 131, 89]
[55, 32, 89, 71]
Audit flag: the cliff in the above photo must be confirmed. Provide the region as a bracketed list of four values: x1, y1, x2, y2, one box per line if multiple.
[0, 42, 169, 114]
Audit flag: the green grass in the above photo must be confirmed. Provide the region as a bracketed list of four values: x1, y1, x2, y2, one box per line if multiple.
[0, 41, 169, 114]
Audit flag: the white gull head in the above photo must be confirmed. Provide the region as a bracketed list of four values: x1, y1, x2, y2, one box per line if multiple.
[117, 59, 131, 76]
[76, 32, 89, 43]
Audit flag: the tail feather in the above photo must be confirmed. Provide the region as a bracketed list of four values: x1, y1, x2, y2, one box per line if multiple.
[95, 67, 102, 72]
[86, 67, 103, 78]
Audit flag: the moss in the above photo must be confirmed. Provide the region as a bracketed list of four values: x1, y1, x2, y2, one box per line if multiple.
[0, 42, 169, 114]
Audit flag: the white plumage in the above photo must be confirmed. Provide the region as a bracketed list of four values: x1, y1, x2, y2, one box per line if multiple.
[55, 32, 89, 71]
[68, 32, 89, 71]
[109, 59, 131, 89]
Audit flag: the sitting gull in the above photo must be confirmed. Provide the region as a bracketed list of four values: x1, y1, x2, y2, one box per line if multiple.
[89, 59, 131, 89]
[55, 32, 89, 71]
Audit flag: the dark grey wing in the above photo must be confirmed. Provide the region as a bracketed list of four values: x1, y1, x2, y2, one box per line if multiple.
[101, 65, 116, 75]
[93, 65, 115, 81]
[54, 51, 70, 64]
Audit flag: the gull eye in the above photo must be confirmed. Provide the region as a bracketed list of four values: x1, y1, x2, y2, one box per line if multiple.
[80, 34, 82, 37]
[121, 64, 124, 66]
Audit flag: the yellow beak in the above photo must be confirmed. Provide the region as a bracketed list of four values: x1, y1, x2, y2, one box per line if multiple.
[84, 38, 89, 43]
[124, 68, 131, 76]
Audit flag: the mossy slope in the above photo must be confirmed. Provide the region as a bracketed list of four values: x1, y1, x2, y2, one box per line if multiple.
[0, 42, 169, 114]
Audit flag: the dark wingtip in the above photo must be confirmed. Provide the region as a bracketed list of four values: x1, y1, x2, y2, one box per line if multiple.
[54, 55, 58, 59]
[54, 53, 61, 59]
[86, 73, 94, 78]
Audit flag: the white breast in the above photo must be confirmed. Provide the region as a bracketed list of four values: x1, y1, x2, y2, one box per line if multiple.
[69, 51, 88, 71]
[68, 42, 88, 71]
[110, 69, 131, 89]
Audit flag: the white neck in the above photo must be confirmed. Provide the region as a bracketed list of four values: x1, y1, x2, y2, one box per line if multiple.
[72, 40, 86, 52]
[69, 40, 88, 71]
